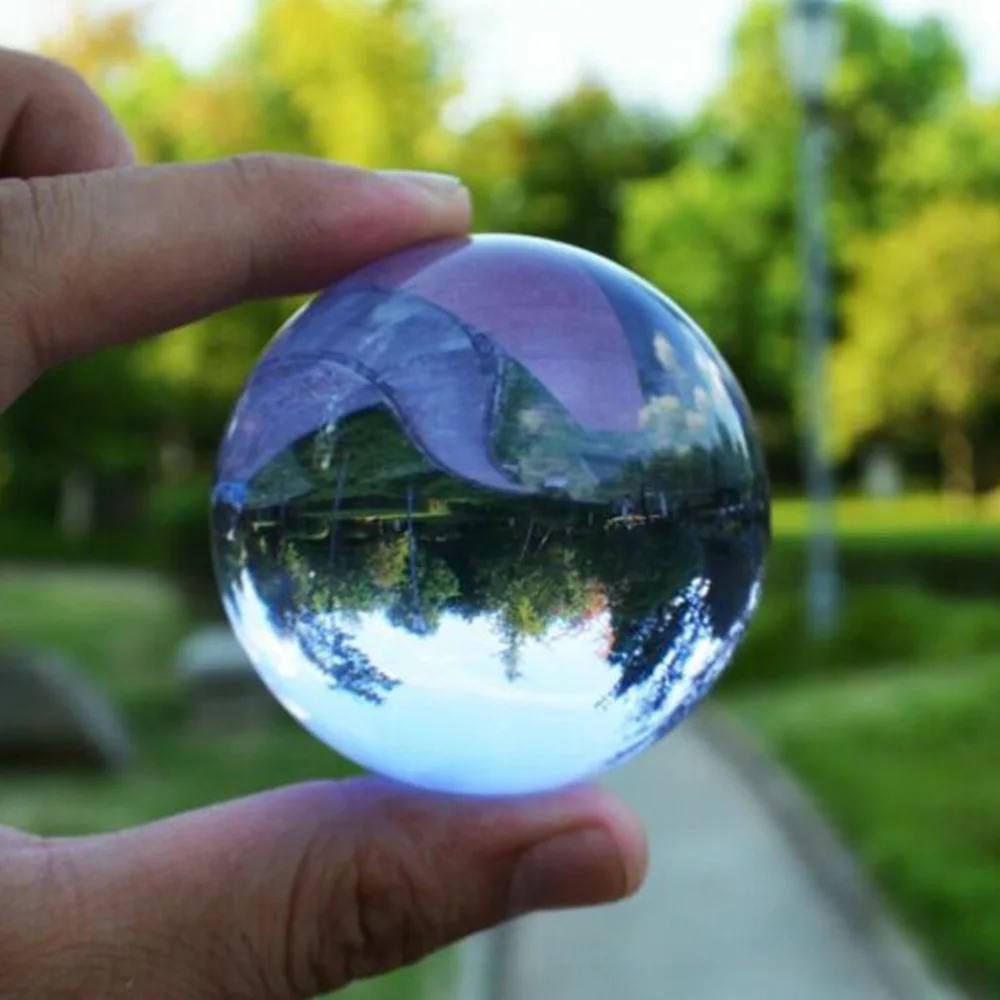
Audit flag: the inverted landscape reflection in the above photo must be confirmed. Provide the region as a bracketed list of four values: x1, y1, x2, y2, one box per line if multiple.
[212, 235, 770, 796]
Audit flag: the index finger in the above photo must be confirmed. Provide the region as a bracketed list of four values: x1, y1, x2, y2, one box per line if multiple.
[0, 156, 470, 406]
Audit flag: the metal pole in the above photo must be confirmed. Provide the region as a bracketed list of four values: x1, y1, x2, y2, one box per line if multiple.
[799, 100, 838, 635]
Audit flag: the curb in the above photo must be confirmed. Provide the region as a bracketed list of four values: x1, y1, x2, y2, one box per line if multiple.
[694, 705, 967, 1000]
[455, 924, 515, 1000]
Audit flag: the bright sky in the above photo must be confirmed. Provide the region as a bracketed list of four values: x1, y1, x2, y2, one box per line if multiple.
[3, 0, 999, 121]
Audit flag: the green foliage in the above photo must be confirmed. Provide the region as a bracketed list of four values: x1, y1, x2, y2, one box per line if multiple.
[832, 200, 1000, 491]
[621, 0, 970, 472]
[459, 82, 676, 258]
[241, 0, 460, 167]
[727, 580, 1000, 690]
[882, 100, 1000, 220]
[828, 3, 965, 229]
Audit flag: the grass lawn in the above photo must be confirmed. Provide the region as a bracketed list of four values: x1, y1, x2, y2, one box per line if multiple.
[0, 568, 451, 1000]
[731, 660, 1000, 999]
[771, 493, 1000, 549]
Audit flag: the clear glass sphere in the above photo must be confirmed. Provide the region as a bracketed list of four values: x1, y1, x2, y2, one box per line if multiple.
[212, 234, 770, 796]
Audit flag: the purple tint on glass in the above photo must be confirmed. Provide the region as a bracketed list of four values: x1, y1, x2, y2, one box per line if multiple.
[335, 236, 645, 434]
[218, 235, 646, 487]
[218, 360, 377, 485]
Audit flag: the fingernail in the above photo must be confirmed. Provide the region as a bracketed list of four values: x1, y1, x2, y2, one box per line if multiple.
[509, 827, 630, 915]
[378, 169, 467, 201]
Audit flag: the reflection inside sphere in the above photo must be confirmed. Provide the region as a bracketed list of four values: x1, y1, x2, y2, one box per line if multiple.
[212, 234, 770, 796]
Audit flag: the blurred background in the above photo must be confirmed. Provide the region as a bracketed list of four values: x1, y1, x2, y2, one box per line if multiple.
[2, 0, 1000, 997]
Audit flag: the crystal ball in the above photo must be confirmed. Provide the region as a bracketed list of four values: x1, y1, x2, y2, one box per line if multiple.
[212, 234, 770, 796]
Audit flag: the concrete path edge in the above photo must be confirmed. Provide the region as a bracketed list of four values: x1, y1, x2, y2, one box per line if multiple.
[456, 706, 968, 1000]
[693, 705, 966, 1000]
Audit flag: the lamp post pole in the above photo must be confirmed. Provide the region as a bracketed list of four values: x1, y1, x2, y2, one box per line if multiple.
[800, 95, 838, 635]
[787, 0, 840, 636]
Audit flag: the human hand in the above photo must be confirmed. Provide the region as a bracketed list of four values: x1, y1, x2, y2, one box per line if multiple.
[0, 50, 648, 999]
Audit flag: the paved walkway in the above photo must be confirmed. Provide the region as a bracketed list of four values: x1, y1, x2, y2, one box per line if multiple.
[459, 713, 962, 1000]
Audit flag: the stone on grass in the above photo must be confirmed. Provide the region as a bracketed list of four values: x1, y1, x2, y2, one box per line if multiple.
[861, 445, 903, 499]
[175, 624, 276, 724]
[0, 647, 134, 772]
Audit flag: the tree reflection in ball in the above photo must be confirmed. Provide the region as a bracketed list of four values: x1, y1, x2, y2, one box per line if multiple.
[212, 234, 770, 796]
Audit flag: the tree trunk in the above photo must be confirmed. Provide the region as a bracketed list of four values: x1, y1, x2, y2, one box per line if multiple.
[57, 467, 95, 541]
[939, 417, 975, 498]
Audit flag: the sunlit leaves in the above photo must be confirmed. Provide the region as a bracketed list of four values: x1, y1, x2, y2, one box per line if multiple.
[832, 200, 1000, 489]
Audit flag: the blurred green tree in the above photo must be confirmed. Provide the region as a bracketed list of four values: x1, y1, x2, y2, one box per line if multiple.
[880, 99, 1000, 221]
[832, 200, 1000, 496]
[877, 98, 1000, 485]
[621, 0, 967, 477]
[459, 82, 677, 258]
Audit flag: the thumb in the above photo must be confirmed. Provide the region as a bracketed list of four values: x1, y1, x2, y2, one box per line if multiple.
[12, 779, 646, 999]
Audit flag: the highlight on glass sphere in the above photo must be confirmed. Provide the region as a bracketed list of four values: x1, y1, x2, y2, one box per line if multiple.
[211, 233, 770, 796]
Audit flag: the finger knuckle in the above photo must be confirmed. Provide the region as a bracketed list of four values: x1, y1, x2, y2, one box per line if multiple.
[220, 153, 283, 291]
[1, 176, 56, 268]
[0, 178, 49, 378]
[341, 838, 438, 982]
[0, 48, 88, 98]
[282, 831, 442, 996]
[34, 55, 93, 103]
[223, 152, 279, 199]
